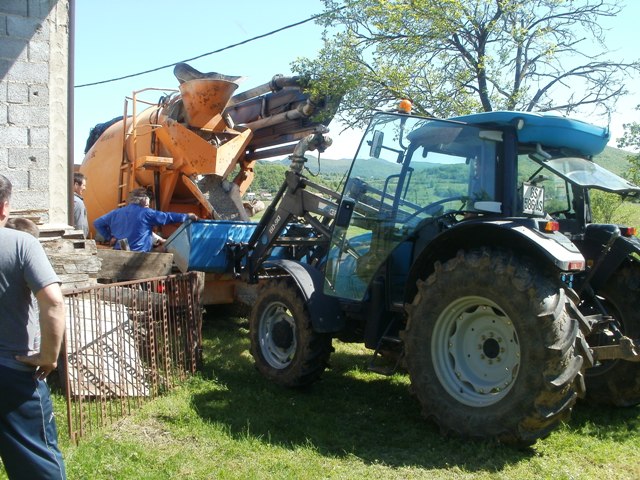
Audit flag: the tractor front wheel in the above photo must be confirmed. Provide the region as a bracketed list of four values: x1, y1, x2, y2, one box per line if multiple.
[249, 279, 332, 387]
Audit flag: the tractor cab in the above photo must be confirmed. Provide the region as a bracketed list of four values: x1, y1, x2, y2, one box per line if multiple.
[325, 112, 504, 301]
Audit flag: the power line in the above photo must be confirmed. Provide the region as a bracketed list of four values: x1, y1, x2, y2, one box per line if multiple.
[74, 9, 337, 89]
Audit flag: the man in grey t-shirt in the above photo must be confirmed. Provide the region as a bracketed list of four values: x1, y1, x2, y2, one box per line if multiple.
[0, 174, 67, 479]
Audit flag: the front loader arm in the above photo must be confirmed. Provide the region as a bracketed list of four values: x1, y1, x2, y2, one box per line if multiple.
[245, 133, 337, 282]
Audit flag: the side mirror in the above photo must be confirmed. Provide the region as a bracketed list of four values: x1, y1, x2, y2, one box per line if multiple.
[369, 131, 384, 158]
[335, 197, 356, 228]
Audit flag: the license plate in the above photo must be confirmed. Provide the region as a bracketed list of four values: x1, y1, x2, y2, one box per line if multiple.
[522, 183, 544, 215]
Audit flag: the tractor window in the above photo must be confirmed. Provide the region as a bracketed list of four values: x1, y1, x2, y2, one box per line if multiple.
[325, 113, 500, 301]
[517, 154, 574, 217]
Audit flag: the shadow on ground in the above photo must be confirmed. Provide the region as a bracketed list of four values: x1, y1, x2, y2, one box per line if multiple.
[190, 311, 640, 472]
[188, 314, 543, 473]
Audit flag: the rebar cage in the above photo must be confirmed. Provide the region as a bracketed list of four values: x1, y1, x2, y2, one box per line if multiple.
[59, 272, 203, 442]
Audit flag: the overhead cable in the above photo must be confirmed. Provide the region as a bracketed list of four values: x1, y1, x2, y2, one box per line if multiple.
[75, 7, 342, 88]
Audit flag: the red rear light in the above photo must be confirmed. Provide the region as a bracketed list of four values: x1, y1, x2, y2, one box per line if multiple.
[155, 283, 166, 293]
[543, 221, 559, 232]
[620, 226, 637, 237]
[568, 261, 585, 271]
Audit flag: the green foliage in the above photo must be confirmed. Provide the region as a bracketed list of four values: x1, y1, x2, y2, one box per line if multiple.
[249, 160, 348, 195]
[617, 105, 640, 185]
[249, 162, 288, 193]
[590, 190, 628, 224]
[295, 0, 640, 128]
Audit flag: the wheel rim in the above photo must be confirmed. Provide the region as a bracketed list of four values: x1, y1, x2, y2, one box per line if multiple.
[431, 296, 520, 407]
[258, 300, 297, 369]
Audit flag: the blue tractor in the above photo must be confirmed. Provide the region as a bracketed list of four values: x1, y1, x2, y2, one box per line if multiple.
[170, 109, 640, 445]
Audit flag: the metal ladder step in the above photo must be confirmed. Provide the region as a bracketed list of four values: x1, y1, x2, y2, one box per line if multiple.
[368, 335, 404, 376]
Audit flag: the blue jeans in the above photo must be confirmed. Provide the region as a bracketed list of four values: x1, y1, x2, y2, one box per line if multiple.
[0, 362, 66, 479]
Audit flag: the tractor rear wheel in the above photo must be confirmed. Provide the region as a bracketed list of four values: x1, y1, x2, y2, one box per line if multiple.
[402, 248, 582, 446]
[584, 263, 640, 406]
[249, 279, 332, 387]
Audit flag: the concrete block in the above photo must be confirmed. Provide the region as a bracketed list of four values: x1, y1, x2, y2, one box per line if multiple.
[0, 148, 8, 169]
[28, 168, 49, 190]
[3, 169, 29, 189]
[7, 15, 47, 41]
[0, 103, 6, 125]
[28, 126, 49, 147]
[8, 146, 47, 168]
[0, 1, 28, 17]
[6, 60, 48, 83]
[0, 124, 28, 147]
[12, 188, 48, 211]
[8, 104, 48, 126]
[0, 80, 7, 103]
[28, 39, 48, 62]
[7, 81, 28, 103]
[8, 147, 28, 168]
[27, 0, 55, 19]
[0, 37, 27, 61]
[0, 59, 11, 80]
[28, 83, 48, 105]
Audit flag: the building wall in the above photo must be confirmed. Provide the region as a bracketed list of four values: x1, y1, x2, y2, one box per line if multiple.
[0, 0, 70, 225]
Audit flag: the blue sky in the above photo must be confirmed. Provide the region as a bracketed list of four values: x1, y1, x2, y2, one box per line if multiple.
[74, 0, 639, 163]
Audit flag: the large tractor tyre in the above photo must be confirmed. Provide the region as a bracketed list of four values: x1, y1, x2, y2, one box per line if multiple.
[249, 280, 333, 387]
[584, 263, 640, 406]
[402, 248, 582, 446]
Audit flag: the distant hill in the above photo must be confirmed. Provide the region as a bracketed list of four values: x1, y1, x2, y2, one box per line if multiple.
[594, 146, 633, 177]
[268, 147, 631, 175]
[263, 155, 449, 177]
[258, 145, 635, 181]
[260, 156, 353, 176]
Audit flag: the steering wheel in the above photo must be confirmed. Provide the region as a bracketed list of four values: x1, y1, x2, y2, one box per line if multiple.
[404, 196, 467, 224]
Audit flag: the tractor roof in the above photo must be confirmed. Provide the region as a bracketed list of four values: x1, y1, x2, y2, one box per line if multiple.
[451, 111, 610, 157]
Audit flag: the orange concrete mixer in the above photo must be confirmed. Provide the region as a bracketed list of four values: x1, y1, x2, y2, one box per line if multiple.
[80, 62, 337, 239]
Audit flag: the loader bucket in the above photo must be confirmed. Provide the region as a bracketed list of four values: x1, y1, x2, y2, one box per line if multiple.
[165, 220, 258, 273]
[179, 79, 239, 128]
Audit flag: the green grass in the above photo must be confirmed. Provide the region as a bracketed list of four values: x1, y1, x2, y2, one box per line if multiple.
[4, 310, 639, 479]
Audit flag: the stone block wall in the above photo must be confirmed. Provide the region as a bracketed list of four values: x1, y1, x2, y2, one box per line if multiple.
[0, 0, 70, 225]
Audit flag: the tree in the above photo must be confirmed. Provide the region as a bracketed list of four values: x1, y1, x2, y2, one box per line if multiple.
[618, 105, 640, 186]
[295, 0, 640, 128]
[590, 190, 628, 224]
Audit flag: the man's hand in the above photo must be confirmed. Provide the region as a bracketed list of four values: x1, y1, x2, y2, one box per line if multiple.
[187, 213, 198, 221]
[15, 353, 57, 380]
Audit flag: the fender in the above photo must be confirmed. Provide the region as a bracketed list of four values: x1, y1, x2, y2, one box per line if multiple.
[405, 219, 585, 303]
[263, 258, 344, 333]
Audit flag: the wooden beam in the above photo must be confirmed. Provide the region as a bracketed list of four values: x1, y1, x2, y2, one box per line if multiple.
[97, 249, 173, 281]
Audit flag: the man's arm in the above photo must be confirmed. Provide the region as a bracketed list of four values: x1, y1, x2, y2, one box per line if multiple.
[149, 209, 197, 226]
[94, 212, 112, 243]
[16, 283, 65, 379]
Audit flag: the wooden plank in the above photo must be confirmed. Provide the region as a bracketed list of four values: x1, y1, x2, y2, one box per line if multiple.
[97, 250, 173, 281]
